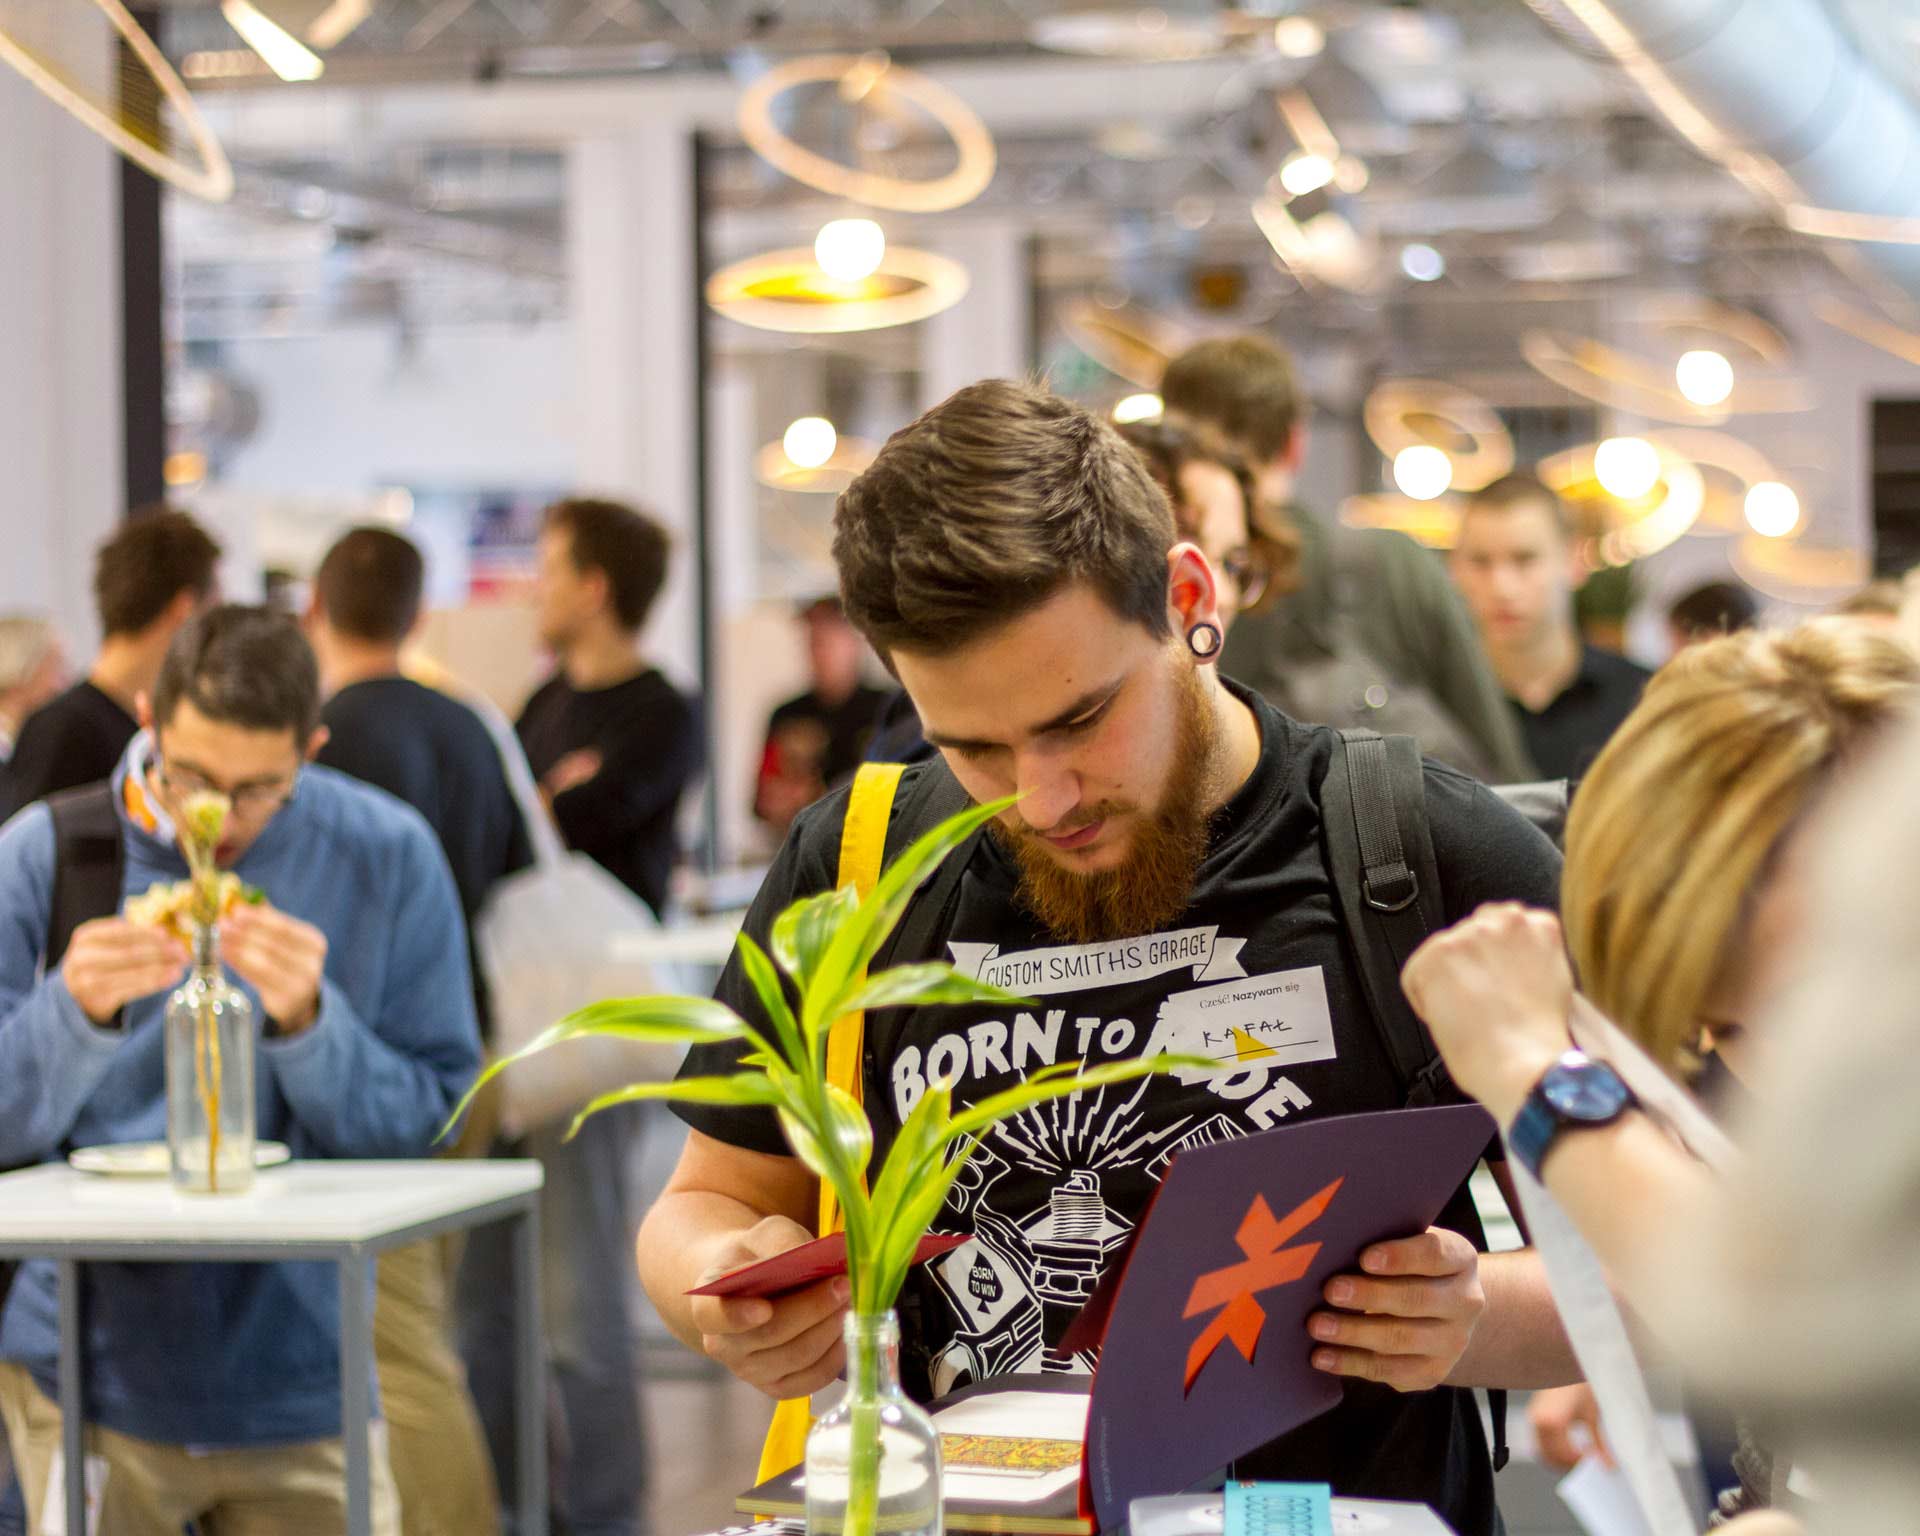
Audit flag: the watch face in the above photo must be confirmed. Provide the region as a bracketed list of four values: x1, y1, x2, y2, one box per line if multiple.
[1541, 1059, 1632, 1122]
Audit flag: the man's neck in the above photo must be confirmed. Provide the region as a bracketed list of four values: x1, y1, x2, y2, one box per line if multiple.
[1491, 624, 1583, 712]
[560, 626, 645, 691]
[1204, 675, 1263, 816]
[90, 633, 166, 715]
[319, 638, 405, 696]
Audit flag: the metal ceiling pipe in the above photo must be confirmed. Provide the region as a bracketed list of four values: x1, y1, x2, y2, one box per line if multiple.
[1530, 0, 1920, 299]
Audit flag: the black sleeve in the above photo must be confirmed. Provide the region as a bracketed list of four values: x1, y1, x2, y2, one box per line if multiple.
[1423, 762, 1563, 923]
[548, 691, 706, 855]
[671, 785, 852, 1156]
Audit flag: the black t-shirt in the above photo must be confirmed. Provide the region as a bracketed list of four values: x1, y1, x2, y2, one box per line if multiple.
[677, 688, 1561, 1535]
[0, 681, 137, 821]
[758, 685, 894, 800]
[1509, 646, 1651, 781]
[318, 676, 533, 925]
[516, 668, 703, 918]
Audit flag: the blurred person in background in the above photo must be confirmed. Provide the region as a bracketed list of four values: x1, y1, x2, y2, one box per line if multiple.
[0, 605, 481, 1535]
[1162, 335, 1533, 782]
[517, 497, 702, 920]
[2, 510, 220, 821]
[753, 597, 890, 836]
[1666, 580, 1759, 653]
[1449, 476, 1650, 781]
[1402, 619, 1918, 1521]
[0, 618, 65, 766]
[308, 527, 532, 1536]
[1830, 579, 1905, 626]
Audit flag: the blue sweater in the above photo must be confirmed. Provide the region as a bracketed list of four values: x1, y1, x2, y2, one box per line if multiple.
[0, 758, 482, 1447]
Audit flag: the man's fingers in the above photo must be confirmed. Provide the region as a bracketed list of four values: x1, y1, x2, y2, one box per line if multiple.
[738, 1278, 852, 1351]
[736, 1302, 850, 1395]
[688, 1293, 775, 1336]
[1321, 1273, 1465, 1319]
[1355, 1228, 1477, 1279]
[1308, 1310, 1460, 1361]
[1309, 1344, 1449, 1393]
[766, 1335, 847, 1402]
[739, 1215, 819, 1261]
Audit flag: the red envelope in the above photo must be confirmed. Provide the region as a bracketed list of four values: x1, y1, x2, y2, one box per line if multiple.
[687, 1232, 970, 1299]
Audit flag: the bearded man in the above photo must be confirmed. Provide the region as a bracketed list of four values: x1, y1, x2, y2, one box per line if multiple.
[638, 381, 1578, 1535]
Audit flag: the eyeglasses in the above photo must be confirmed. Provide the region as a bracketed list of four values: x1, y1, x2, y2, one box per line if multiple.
[1220, 545, 1272, 609]
[153, 762, 301, 819]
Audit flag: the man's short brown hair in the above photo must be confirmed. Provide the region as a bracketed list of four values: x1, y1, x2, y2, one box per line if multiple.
[1461, 473, 1573, 541]
[95, 508, 222, 637]
[833, 379, 1175, 659]
[314, 527, 424, 644]
[545, 498, 671, 633]
[1160, 335, 1303, 464]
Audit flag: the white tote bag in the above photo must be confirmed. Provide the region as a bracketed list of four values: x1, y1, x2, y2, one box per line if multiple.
[470, 697, 686, 1138]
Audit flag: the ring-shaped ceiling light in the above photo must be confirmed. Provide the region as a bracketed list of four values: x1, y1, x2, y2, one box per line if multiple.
[1537, 439, 1707, 570]
[0, 0, 234, 201]
[1732, 534, 1870, 605]
[1814, 294, 1920, 367]
[1522, 322, 1811, 425]
[1058, 299, 1189, 390]
[737, 53, 995, 214]
[707, 245, 969, 334]
[1363, 380, 1515, 494]
[1338, 493, 1461, 549]
[1639, 429, 1781, 536]
[754, 436, 879, 495]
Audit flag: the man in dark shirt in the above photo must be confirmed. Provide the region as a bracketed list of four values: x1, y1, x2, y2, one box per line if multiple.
[636, 381, 1581, 1536]
[1, 509, 220, 820]
[754, 596, 891, 834]
[1449, 475, 1651, 781]
[517, 496, 703, 919]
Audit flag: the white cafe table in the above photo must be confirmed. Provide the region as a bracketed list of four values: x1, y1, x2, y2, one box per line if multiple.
[0, 1158, 545, 1536]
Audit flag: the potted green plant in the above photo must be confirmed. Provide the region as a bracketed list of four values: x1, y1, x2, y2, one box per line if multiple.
[450, 797, 1202, 1536]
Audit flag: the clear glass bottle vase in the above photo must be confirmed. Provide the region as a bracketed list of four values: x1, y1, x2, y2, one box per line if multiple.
[805, 1311, 943, 1536]
[164, 925, 256, 1195]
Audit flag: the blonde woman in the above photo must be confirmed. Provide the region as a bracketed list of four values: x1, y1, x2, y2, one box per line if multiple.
[1400, 619, 1919, 1523]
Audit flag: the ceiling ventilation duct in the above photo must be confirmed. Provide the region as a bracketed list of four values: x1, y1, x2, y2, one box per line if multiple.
[1528, 0, 1920, 303]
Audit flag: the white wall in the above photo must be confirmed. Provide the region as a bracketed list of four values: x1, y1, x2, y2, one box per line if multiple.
[0, 38, 123, 658]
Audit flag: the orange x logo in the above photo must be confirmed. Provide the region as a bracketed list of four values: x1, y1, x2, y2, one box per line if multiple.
[1182, 1177, 1343, 1393]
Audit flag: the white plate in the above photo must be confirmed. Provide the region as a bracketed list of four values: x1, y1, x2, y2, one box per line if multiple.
[67, 1141, 291, 1177]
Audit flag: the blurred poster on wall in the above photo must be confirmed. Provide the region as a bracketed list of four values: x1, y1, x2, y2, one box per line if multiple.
[407, 485, 562, 606]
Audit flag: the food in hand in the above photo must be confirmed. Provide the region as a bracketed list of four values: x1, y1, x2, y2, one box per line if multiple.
[124, 875, 264, 942]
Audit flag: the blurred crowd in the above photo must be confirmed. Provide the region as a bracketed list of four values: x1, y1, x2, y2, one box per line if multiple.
[0, 328, 1916, 1536]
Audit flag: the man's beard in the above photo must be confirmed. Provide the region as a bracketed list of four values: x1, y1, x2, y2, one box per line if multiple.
[994, 665, 1221, 945]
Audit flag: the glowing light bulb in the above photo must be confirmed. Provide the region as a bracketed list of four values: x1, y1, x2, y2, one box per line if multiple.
[1745, 480, 1800, 537]
[1273, 16, 1325, 58]
[813, 219, 886, 283]
[1594, 436, 1662, 500]
[1400, 243, 1445, 282]
[1393, 445, 1454, 502]
[1112, 393, 1163, 425]
[1278, 151, 1336, 198]
[783, 417, 838, 470]
[1675, 348, 1734, 407]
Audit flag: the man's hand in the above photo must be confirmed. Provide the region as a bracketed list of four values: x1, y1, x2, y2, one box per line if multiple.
[1401, 903, 1575, 1123]
[220, 904, 327, 1035]
[1308, 1227, 1486, 1393]
[1530, 1382, 1610, 1471]
[689, 1215, 850, 1400]
[542, 749, 603, 800]
[60, 918, 188, 1024]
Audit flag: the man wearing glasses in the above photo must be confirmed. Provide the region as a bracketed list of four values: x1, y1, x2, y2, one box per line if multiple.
[0, 605, 480, 1534]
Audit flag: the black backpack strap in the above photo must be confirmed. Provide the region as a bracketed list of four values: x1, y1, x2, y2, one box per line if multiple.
[46, 783, 125, 971]
[1322, 730, 1511, 1471]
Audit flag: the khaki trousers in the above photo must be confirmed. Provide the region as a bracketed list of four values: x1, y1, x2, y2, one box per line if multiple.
[373, 1240, 500, 1536]
[0, 1361, 401, 1536]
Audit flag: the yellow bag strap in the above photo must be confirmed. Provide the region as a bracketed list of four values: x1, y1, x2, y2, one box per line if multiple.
[758, 760, 906, 1483]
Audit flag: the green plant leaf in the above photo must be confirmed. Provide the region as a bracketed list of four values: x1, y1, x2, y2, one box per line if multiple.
[946, 1054, 1212, 1140]
[437, 995, 753, 1143]
[769, 884, 858, 990]
[803, 796, 1016, 1040]
[836, 963, 1030, 1021]
[563, 1075, 782, 1141]
[734, 932, 804, 1068]
[778, 1082, 873, 1184]
[865, 1083, 957, 1310]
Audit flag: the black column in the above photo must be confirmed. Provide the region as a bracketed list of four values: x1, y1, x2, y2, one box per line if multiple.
[120, 10, 168, 514]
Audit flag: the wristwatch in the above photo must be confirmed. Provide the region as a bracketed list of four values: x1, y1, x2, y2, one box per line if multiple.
[1507, 1050, 1636, 1181]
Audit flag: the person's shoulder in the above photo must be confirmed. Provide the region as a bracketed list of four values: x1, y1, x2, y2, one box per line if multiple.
[1582, 645, 1654, 685]
[0, 800, 57, 878]
[300, 763, 438, 851]
[515, 673, 564, 721]
[767, 691, 818, 727]
[1420, 757, 1562, 911]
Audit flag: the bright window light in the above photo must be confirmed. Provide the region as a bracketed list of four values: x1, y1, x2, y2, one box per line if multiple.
[1675, 348, 1735, 407]
[1393, 445, 1454, 501]
[1594, 436, 1662, 500]
[1745, 480, 1800, 537]
[814, 219, 887, 283]
[220, 0, 324, 81]
[783, 417, 839, 470]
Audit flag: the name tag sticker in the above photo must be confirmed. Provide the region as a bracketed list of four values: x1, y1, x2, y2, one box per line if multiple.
[1155, 965, 1336, 1070]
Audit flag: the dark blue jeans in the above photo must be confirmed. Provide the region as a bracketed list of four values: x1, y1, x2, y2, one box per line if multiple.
[457, 1104, 648, 1536]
